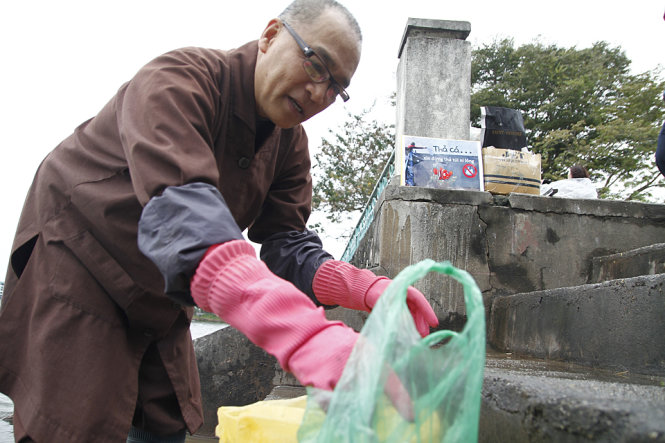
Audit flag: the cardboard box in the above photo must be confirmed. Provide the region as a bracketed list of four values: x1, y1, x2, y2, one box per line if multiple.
[482, 147, 541, 195]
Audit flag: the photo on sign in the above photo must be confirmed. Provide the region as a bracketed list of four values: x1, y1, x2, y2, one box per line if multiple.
[399, 135, 484, 191]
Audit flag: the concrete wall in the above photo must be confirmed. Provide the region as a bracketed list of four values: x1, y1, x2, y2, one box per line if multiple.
[395, 18, 471, 146]
[348, 181, 665, 330]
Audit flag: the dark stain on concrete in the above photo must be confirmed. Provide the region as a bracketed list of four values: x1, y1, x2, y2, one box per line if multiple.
[471, 232, 487, 257]
[546, 228, 560, 244]
[493, 263, 537, 294]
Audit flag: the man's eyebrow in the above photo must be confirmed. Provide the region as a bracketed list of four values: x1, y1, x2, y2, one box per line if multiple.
[314, 46, 351, 88]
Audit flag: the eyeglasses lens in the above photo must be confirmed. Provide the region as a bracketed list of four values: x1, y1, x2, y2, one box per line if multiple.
[302, 59, 328, 83]
[303, 56, 346, 102]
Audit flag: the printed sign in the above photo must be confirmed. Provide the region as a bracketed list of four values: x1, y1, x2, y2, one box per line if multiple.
[399, 135, 484, 191]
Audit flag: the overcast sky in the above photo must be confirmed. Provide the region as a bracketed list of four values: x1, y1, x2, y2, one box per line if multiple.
[1, 0, 663, 275]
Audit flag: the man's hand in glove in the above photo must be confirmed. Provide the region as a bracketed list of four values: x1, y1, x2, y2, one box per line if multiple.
[312, 260, 438, 337]
[190, 240, 358, 390]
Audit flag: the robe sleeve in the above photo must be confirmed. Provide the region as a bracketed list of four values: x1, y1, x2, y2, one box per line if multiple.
[116, 48, 225, 205]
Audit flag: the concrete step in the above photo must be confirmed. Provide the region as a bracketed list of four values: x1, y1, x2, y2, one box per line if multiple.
[264, 354, 665, 442]
[481, 352, 665, 442]
[590, 243, 665, 283]
[488, 273, 665, 376]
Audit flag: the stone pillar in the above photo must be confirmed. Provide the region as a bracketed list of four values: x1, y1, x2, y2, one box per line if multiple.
[395, 18, 472, 147]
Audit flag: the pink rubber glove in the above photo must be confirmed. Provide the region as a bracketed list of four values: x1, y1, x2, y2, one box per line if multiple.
[191, 240, 358, 390]
[312, 260, 439, 337]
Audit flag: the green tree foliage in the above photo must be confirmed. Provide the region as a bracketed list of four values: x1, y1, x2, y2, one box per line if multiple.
[471, 39, 665, 200]
[311, 106, 394, 225]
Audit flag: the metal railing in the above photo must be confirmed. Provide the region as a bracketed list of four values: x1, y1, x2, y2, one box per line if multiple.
[341, 150, 396, 262]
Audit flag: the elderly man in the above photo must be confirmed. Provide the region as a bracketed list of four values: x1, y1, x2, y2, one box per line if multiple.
[0, 1, 438, 442]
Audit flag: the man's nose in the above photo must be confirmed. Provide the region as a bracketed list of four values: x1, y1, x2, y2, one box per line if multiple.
[307, 81, 330, 105]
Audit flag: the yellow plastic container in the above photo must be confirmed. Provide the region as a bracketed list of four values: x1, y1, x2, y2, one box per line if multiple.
[216, 395, 307, 443]
[216, 394, 443, 442]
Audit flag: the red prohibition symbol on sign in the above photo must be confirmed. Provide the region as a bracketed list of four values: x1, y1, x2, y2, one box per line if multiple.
[462, 163, 477, 178]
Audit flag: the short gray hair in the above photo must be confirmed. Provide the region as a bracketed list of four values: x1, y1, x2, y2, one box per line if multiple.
[279, 0, 362, 43]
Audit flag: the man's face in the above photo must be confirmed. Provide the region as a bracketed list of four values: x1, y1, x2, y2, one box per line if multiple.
[254, 10, 361, 128]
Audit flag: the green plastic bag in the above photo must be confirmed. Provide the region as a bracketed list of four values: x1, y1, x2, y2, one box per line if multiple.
[298, 260, 486, 443]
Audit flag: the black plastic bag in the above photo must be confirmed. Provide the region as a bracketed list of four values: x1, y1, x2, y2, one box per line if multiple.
[480, 106, 527, 150]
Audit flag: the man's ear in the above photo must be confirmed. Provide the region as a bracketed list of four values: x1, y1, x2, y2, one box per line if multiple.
[258, 18, 282, 53]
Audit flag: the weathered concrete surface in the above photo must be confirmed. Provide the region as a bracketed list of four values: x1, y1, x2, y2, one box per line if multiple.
[482, 193, 665, 295]
[350, 182, 665, 330]
[488, 274, 665, 376]
[193, 327, 286, 435]
[590, 243, 665, 283]
[396, 18, 472, 146]
[264, 385, 306, 401]
[350, 183, 492, 330]
[481, 354, 665, 442]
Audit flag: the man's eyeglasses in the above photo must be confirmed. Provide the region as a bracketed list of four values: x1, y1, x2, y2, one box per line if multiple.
[282, 21, 350, 103]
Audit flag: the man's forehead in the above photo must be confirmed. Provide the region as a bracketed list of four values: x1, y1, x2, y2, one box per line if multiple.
[293, 11, 359, 88]
[308, 33, 359, 88]
[314, 46, 336, 69]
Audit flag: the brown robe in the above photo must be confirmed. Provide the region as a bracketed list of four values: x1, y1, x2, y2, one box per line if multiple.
[0, 40, 312, 442]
